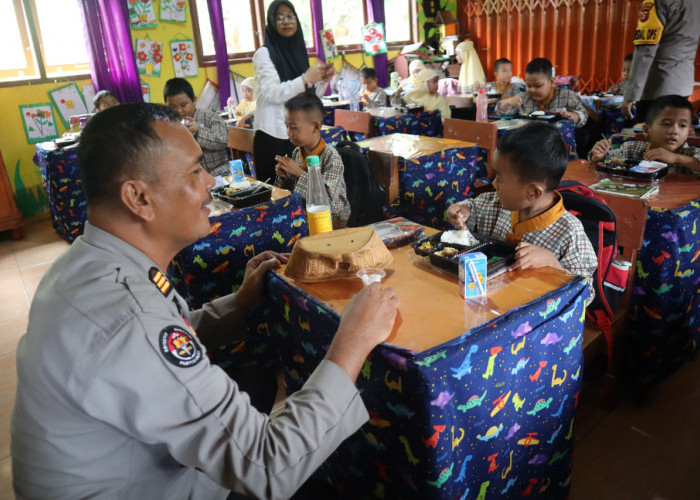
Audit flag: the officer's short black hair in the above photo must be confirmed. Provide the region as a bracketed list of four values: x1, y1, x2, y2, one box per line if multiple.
[646, 95, 693, 125]
[78, 103, 180, 206]
[497, 121, 568, 191]
[284, 92, 323, 123]
[360, 67, 377, 80]
[624, 53, 633, 63]
[163, 77, 195, 102]
[525, 58, 554, 78]
[494, 58, 512, 72]
[93, 90, 116, 109]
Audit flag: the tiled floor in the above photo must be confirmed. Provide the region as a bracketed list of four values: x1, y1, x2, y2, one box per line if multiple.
[0, 219, 698, 499]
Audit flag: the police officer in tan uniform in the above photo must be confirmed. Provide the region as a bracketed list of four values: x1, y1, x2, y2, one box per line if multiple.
[622, 0, 700, 121]
[11, 103, 400, 499]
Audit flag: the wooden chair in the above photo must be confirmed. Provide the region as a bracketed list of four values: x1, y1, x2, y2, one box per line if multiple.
[335, 109, 373, 138]
[443, 118, 498, 179]
[227, 126, 254, 160]
[366, 150, 399, 207]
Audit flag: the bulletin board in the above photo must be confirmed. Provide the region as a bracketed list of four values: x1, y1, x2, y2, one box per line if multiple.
[48, 83, 89, 130]
[19, 103, 59, 144]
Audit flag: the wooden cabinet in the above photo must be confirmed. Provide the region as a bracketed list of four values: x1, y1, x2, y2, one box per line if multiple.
[0, 150, 23, 240]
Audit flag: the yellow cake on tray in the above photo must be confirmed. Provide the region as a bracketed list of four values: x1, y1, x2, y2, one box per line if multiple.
[285, 227, 393, 283]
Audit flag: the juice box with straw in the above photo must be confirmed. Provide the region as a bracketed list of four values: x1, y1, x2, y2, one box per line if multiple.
[459, 252, 487, 299]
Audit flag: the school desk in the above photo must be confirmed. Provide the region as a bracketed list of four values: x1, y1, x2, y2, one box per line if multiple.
[320, 98, 350, 126]
[345, 109, 444, 141]
[260, 235, 589, 499]
[231, 120, 347, 147]
[493, 117, 578, 161]
[357, 134, 487, 228]
[564, 160, 700, 382]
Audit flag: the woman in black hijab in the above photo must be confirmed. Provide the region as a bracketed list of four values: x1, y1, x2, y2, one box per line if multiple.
[252, 0, 333, 181]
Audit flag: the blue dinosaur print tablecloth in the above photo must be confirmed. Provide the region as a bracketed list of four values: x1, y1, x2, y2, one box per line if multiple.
[35, 143, 87, 242]
[495, 119, 577, 161]
[348, 110, 443, 142]
[626, 199, 700, 383]
[263, 271, 588, 499]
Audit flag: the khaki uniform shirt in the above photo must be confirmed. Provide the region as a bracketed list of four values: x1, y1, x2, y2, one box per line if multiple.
[12, 223, 368, 499]
[624, 0, 700, 101]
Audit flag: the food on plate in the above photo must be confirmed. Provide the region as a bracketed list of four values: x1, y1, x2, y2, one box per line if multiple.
[441, 229, 479, 247]
[434, 247, 460, 258]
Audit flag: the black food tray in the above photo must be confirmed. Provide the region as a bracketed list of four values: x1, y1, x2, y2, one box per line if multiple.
[211, 184, 272, 208]
[596, 159, 669, 181]
[412, 232, 516, 275]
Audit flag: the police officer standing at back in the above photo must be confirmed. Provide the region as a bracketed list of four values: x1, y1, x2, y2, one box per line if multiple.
[622, 0, 700, 122]
[11, 103, 400, 499]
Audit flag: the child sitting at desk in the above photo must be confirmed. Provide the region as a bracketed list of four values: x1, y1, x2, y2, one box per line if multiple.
[274, 92, 350, 227]
[164, 78, 229, 176]
[488, 58, 521, 99]
[358, 67, 388, 109]
[589, 94, 700, 173]
[446, 122, 597, 290]
[93, 90, 120, 112]
[235, 77, 257, 126]
[608, 54, 633, 95]
[403, 68, 452, 120]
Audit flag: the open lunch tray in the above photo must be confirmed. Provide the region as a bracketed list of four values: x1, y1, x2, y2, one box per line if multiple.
[211, 183, 272, 209]
[596, 158, 669, 181]
[412, 232, 517, 276]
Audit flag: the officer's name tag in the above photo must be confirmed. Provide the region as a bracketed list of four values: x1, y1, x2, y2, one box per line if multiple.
[159, 325, 203, 368]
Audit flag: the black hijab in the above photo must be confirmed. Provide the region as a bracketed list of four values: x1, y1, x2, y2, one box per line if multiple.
[264, 0, 310, 83]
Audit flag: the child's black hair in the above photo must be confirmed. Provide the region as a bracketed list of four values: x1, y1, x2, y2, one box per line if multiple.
[525, 58, 554, 78]
[623, 53, 633, 63]
[285, 92, 323, 121]
[494, 58, 512, 72]
[163, 78, 195, 102]
[360, 67, 377, 80]
[93, 90, 116, 109]
[646, 95, 693, 125]
[497, 121, 568, 191]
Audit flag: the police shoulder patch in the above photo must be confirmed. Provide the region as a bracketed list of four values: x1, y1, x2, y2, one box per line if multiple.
[159, 325, 203, 368]
[634, 0, 664, 46]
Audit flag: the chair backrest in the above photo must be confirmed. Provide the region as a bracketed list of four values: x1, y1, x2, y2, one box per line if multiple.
[366, 150, 399, 207]
[443, 118, 498, 179]
[228, 126, 254, 158]
[335, 109, 373, 136]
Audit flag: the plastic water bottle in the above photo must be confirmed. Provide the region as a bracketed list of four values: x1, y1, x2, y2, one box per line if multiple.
[476, 88, 488, 123]
[305, 155, 333, 235]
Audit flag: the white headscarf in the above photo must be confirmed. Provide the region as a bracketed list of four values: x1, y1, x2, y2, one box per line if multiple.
[455, 41, 486, 92]
[404, 68, 451, 120]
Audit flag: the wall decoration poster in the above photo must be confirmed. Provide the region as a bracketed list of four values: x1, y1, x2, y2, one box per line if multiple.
[129, 0, 157, 29]
[320, 30, 338, 60]
[82, 84, 96, 113]
[19, 104, 59, 144]
[48, 83, 89, 129]
[136, 38, 162, 77]
[141, 82, 150, 103]
[362, 23, 387, 56]
[160, 0, 186, 22]
[170, 40, 198, 78]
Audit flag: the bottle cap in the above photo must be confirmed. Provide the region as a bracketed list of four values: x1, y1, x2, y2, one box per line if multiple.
[479, 88, 486, 94]
[307, 155, 320, 168]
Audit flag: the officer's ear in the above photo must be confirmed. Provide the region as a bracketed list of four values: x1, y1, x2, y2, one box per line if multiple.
[120, 179, 157, 222]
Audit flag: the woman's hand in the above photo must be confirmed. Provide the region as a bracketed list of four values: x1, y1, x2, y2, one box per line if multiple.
[304, 64, 326, 85]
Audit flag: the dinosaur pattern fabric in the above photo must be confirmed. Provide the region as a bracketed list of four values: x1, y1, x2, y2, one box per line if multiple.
[347, 110, 444, 142]
[35, 145, 87, 242]
[264, 271, 588, 499]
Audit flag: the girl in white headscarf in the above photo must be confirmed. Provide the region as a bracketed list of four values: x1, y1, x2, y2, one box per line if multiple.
[455, 40, 486, 93]
[403, 68, 452, 121]
[235, 77, 257, 118]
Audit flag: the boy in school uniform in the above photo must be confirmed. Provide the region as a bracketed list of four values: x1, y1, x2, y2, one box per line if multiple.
[608, 54, 633, 95]
[164, 78, 229, 177]
[589, 94, 700, 174]
[446, 121, 597, 294]
[488, 58, 521, 99]
[274, 92, 351, 227]
[358, 67, 388, 109]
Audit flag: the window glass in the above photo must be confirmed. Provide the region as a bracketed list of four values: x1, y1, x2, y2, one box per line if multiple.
[263, 0, 314, 48]
[384, 0, 411, 42]
[195, 0, 256, 55]
[0, 0, 35, 78]
[321, 0, 364, 46]
[34, 0, 90, 76]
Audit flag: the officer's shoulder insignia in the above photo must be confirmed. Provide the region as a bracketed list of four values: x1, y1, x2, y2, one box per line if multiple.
[149, 267, 172, 297]
[634, 0, 664, 46]
[159, 325, 203, 368]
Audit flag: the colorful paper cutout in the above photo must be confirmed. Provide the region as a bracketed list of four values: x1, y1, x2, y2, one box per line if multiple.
[362, 22, 387, 56]
[129, 0, 157, 29]
[20, 103, 59, 144]
[160, 0, 186, 22]
[82, 84, 96, 113]
[135, 38, 162, 77]
[170, 39, 198, 78]
[48, 83, 88, 130]
[141, 82, 150, 103]
[320, 29, 338, 60]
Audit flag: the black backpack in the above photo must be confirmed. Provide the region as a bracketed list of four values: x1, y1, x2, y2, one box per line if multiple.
[556, 181, 630, 373]
[336, 140, 386, 227]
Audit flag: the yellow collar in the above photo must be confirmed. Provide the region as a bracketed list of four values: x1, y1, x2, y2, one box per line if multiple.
[506, 191, 566, 244]
[538, 86, 556, 111]
[299, 138, 327, 170]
